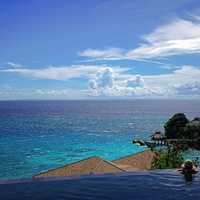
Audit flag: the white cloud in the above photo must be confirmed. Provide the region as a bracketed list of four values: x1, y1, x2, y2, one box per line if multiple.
[88, 67, 161, 97]
[90, 68, 114, 88]
[1, 64, 130, 81]
[34, 89, 87, 98]
[143, 66, 200, 97]
[88, 65, 200, 97]
[79, 16, 200, 61]
[145, 66, 200, 88]
[174, 82, 200, 95]
[35, 89, 68, 96]
[78, 48, 124, 60]
[1, 65, 104, 80]
[126, 75, 145, 88]
[5, 62, 22, 68]
[0, 88, 88, 100]
[1, 63, 200, 98]
[88, 67, 116, 96]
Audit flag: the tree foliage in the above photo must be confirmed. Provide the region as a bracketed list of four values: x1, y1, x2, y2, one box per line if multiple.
[183, 118, 200, 139]
[164, 113, 189, 139]
[151, 147, 184, 169]
[151, 113, 200, 169]
[164, 113, 200, 141]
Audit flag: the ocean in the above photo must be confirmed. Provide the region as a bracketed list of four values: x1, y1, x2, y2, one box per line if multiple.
[0, 99, 200, 180]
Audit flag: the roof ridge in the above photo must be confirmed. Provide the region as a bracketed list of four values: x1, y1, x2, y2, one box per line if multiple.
[100, 159, 128, 172]
[90, 159, 104, 174]
[34, 156, 102, 177]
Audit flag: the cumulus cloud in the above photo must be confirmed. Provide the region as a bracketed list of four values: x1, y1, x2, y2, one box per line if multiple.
[88, 67, 160, 97]
[88, 65, 200, 97]
[126, 75, 145, 88]
[88, 67, 116, 96]
[79, 16, 200, 61]
[2, 63, 200, 98]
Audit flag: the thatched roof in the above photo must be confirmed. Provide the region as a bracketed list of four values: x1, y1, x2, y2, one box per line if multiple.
[34, 156, 125, 178]
[34, 151, 155, 178]
[151, 132, 163, 140]
[113, 150, 155, 170]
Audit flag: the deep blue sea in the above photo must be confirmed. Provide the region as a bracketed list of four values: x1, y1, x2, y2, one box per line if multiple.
[0, 100, 200, 180]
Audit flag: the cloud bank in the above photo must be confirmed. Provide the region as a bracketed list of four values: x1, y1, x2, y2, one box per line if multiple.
[88, 65, 200, 97]
[1, 64, 200, 98]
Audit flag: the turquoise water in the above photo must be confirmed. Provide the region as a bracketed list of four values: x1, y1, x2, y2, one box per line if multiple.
[1, 170, 200, 199]
[0, 100, 200, 179]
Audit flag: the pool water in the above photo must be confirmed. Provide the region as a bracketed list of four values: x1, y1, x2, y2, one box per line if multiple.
[0, 170, 200, 200]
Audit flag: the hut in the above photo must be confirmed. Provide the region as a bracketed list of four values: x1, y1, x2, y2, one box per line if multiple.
[151, 131, 162, 140]
[151, 131, 166, 145]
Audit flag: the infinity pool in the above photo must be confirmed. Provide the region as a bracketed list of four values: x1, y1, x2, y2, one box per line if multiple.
[0, 170, 199, 200]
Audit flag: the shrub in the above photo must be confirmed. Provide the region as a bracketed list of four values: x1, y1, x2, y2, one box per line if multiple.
[151, 146, 184, 169]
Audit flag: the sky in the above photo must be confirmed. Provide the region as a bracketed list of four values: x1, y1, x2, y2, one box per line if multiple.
[1, 0, 200, 99]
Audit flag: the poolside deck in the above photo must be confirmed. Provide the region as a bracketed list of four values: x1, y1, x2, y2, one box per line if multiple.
[34, 150, 155, 178]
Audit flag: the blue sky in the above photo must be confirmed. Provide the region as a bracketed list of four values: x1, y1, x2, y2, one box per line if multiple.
[1, 0, 200, 99]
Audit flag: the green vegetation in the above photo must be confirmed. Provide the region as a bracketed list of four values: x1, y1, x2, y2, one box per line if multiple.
[164, 113, 200, 141]
[151, 147, 184, 169]
[164, 113, 189, 139]
[151, 113, 200, 169]
[183, 117, 200, 139]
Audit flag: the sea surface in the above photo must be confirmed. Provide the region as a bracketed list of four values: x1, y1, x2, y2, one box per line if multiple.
[1, 170, 200, 200]
[0, 99, 200, 180]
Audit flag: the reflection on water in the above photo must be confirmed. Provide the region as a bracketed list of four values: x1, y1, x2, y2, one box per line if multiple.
[184, 173, 193, 182]
[0, 170, 199, 200]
